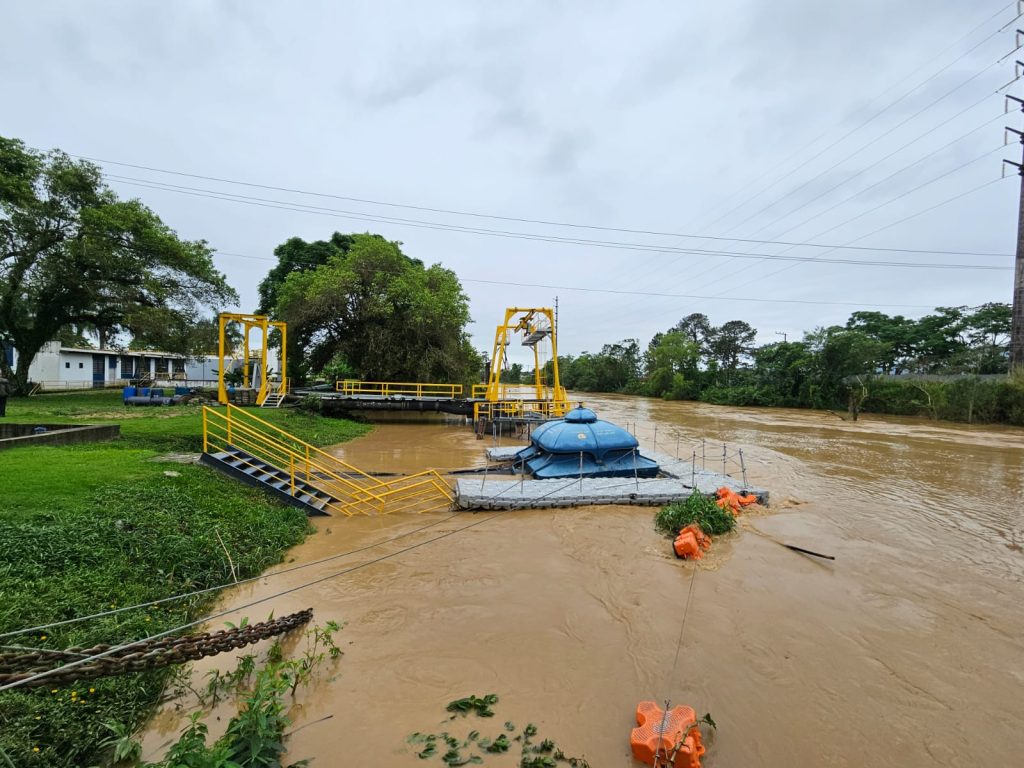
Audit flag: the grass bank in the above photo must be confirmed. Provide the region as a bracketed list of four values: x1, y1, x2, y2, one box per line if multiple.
[0, 390, 370, 767]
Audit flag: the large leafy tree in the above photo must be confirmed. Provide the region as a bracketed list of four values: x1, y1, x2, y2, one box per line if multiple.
[256, 232, 358, 315]
[274, 233, 478, 383]
[0, 137, 237, 392]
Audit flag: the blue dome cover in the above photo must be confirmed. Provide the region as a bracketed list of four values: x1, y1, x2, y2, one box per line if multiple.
[513, 406, 659, 479]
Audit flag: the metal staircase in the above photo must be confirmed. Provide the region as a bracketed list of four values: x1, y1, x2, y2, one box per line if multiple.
[201, 447, 338, 515]
[201, 405, 453, 516]
[260, 392, 286, 408]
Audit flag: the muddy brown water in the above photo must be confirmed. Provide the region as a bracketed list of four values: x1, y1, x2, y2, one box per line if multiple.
[141, 394, 1024, 766]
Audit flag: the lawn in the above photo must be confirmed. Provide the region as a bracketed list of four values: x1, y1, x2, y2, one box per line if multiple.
[0, 390, 370, 767]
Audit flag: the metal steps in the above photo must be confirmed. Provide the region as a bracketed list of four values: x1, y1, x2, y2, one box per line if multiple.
[260, 392, 286, 408]
[201, 447, 336, 515]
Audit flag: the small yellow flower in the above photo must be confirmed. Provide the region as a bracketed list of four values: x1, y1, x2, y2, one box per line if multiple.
[33, 747, 40, 753]
[35, 716, 41, 720]
[50, 689, 57, 694]
[145, 616, 151, 622]
[89, 687, 95, 694]
[109, 603, 116, 609]
[39, 635, 47, 640]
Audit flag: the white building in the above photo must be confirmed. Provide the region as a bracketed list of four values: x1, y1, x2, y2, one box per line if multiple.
[3, 342, 282, 391]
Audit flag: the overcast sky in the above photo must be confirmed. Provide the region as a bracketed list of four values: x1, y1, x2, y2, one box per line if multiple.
[2, 0, 1020, 366]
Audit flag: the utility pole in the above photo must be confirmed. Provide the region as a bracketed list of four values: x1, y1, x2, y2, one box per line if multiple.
[776, 331, 787, 343]
[1006, 95, 1024, 368]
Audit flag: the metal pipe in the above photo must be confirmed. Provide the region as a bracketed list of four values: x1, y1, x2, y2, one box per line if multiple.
[739, 448, 748, 486]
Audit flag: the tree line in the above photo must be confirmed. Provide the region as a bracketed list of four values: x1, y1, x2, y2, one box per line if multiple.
[517, 307, 1023, 425]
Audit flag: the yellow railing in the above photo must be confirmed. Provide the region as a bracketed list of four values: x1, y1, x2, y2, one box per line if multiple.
[473, 399, 571, 421]
[336, 380, 464, 398]
[202, 405, 453, 515]
[257, 377, 289, 405]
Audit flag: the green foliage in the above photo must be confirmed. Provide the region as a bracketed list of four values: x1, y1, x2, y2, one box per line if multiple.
[137, 621, 342, 768]
[0, 391, 365, 767]
[655, 491, 736, 537]
[410, 697, 589, 768]
[447, 693, 499, 718]
[559, 303, 1016, 425]
[0, 136, 238, 393]
[272, 232, 479, 385]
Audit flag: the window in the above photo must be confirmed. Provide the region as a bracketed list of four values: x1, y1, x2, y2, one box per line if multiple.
[121, 356, 135, 378]
[78, 362, 84, 369]
[154, 357, 169, 374]
[65, 362, 70, 369]
[108, 356, 117, 369]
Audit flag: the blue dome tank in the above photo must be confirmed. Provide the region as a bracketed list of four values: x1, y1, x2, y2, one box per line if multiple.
[513, 406, 659, 479]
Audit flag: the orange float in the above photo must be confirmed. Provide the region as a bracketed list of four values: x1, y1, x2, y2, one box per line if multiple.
[630, 701, 706, 767]
[673, 524, 712, 560]
[715, 486, 758, 515]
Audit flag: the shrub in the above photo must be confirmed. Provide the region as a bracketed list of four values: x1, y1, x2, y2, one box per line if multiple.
[655, 491, 736, 537]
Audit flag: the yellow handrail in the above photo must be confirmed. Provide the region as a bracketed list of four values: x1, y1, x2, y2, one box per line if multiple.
[204, 408, 385, 515]
[336, 380, 464, 398]
[202, 405, 452, 515]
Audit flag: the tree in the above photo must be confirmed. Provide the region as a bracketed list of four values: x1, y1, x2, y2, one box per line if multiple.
[644, 331, 700, 398]
[0, 138, 237, 393]
[672, 313, 714, 356]
[275, 233, 478, 383]
[845, 311, 915, 374]
[962, 303, 1011, 374]
[256, 233, 358, 315]
[708, 319, 756, 383]
[752, 341, 814, 406]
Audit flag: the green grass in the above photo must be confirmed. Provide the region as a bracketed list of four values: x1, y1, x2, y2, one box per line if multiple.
[0, 390, 370, 767]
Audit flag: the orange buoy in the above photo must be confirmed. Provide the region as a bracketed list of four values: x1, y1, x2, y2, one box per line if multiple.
[630, 701, 705, 767]
[673, 524, 712, 560]
[715, 486, 758, 515]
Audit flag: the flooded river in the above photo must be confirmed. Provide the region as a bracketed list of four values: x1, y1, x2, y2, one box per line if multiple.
[142, 395, 1024, 766]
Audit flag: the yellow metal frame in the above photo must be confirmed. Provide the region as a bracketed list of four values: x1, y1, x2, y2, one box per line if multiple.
[217, 313, 288, 406]
[336, 380, 464, 398]
[202, 405, 453, 515]
[483, 307, 568, 418]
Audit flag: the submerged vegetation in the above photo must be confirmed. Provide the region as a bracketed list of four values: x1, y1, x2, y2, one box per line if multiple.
[0, 390, 367, 767]
[655, 492, 737, 538]
[410, 694, 591, 768]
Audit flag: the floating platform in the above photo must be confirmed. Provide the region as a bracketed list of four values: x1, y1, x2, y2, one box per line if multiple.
[456, 447, 768, 510]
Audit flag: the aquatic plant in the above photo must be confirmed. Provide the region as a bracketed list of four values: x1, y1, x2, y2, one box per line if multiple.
[410, 696, 590, 767]
[655, 491, 736, 537]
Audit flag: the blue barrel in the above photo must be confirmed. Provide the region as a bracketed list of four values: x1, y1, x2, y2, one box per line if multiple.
[175, 387, 189, 395]
[140, 387, 151, 397]
[123, 386, 137, 400]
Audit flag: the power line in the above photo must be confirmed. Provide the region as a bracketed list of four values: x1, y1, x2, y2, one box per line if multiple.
[0, 509, 507, 693]
[612, 112, 1009, 294]
[0, 512, 462, 640]
[686, 1, 1017, 229]
[105, 175, 1012, 269]
[692, 143, 1010, 297]
[456, 278, 938, 309]
[55, 155, 1012, 258]
[721, 49, 1005, 238]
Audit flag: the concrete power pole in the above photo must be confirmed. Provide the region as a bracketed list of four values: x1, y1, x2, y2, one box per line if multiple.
[1007, 106, 1024, 368]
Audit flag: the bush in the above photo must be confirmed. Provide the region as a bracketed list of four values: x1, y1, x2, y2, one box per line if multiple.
[655, 491, 736, 537]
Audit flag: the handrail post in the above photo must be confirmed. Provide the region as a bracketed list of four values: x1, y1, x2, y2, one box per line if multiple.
[226, 407, 233, 446]
[202, 408, 208, 453]
[290, 455, 296, 496]
[305, 445, 310, 481]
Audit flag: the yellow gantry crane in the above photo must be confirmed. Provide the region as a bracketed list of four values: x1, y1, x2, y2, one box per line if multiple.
[217, 313, 288, 406]
[475, 307, 569, 420]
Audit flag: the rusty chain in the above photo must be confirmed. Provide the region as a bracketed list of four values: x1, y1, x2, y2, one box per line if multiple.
[0, 608, 312, 689]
